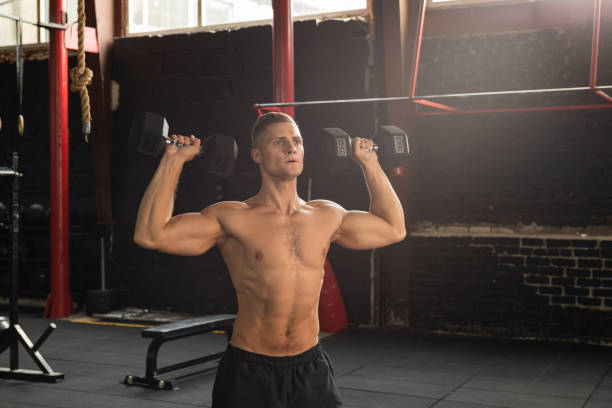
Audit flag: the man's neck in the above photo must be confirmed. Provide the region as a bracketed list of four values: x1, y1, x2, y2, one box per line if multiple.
[255, 177, 301, 215]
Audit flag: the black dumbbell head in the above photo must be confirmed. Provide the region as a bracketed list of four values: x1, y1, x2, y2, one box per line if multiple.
[374, 125, 409, 168]
[129, 112, 169, 157]
[322, 127, 353, 160]
[201, 134, 238, 179]
[321, 127, 354, 173]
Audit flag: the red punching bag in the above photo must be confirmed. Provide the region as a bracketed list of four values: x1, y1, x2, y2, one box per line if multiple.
[318, 258, 349, 333]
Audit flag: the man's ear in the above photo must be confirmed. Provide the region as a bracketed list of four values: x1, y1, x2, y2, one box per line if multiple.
[251, 148, 262, 164]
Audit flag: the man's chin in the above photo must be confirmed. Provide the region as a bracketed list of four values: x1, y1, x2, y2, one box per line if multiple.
[278, 168, 303, 179]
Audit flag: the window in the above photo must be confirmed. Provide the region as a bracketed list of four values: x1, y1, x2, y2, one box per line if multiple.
[127, 0, 367, 35]
[428, 0, 542, 7]
[129, 0, 199, 34]
[0, 0, 78, 47]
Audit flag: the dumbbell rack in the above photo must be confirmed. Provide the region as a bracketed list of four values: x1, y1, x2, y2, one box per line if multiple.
[0, 152, 64, 383]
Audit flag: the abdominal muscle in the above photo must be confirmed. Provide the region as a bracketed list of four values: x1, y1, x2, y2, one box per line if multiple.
[227, 263, 324, 356]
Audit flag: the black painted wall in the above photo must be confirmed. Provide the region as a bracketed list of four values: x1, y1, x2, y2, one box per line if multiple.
[385, 16, 612, 343]
[413, 23, 612, 225]
[0, 57, 99, 305]
[111, 20, 376, 321]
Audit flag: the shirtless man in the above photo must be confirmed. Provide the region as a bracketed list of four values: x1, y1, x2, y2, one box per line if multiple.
[133, 112, 406, 408]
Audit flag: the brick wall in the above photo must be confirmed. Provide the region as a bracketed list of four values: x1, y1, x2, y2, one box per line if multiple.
[388, 235, 612, 343]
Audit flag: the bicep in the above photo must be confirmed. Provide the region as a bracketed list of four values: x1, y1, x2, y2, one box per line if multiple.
[333, 210, 401, 250]
[154, 210, 224, 256]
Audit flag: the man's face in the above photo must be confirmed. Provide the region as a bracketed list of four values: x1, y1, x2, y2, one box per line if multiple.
[252, 122, 304, 179]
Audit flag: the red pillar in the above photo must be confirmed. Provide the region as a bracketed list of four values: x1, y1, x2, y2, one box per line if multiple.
[46, 0, 72, 318]
[272, 0, 294, 118]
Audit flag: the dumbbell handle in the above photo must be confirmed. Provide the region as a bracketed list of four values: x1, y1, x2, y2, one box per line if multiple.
[164, 137, 182, 147]
[367, 145, 379, 152]
[163, 134, 212, 147]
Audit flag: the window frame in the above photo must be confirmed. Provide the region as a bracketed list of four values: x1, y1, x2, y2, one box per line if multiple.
[124, 0, 368, 38]
[427, 0, 550, 8]
[0, 0, 78, 53]
[0, 0, 43, 49]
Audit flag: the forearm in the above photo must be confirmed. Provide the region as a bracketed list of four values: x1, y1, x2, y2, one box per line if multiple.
[134, 155, 185, 246]
[362, 161, 406, 236]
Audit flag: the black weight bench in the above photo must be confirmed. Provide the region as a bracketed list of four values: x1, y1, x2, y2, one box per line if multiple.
[124, 314, 235, 390]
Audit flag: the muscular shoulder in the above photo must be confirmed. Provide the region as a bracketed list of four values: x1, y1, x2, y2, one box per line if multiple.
[306, 199, 347, 216]
[200, 200, 249, 218]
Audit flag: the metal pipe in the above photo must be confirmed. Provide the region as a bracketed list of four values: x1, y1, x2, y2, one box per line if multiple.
[272, 0, 294, 117]
[414, 99, 457, 111]
[0, 168, 22, 177]
[254, 86, 594, 108]
[594, 90, 612, 104]
[100, 237, 106, 291]
[0, 11, 68, 30]
[589, 0, 602, 90]
[409, 0, 427, 98]
[10, 153, 19, 370]
[408, 103, 612, 116]
[46, 0, 72, 318]
[156, 352, 224, 375]
[32, 323, 56, 351]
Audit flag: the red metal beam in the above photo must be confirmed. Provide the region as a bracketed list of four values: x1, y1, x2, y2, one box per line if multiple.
[409, 0, 427, 98]
[594, 90, 612, 104]
[409, 103, 612, 116]
[590, 0, 603, 90]
[46, 0, 72, 318]
[413, 98, 457, 111]
[272, 0, 294, 118]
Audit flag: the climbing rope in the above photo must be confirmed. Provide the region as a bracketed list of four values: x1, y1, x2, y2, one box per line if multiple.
[69, 0, 93, 142]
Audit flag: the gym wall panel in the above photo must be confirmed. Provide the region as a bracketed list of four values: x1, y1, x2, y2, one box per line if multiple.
[385, 7, 612, 344]
[111, 19, 376, 322]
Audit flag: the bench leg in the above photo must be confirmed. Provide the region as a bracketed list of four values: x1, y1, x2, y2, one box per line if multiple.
[124, 326, 233, 390]
[145, 338, 163, 380]
[124, 338, 175, 389]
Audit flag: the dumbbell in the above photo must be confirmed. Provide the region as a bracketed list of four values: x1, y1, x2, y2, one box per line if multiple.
[322, 125, 409, 168]
[129, 112, 238, 179]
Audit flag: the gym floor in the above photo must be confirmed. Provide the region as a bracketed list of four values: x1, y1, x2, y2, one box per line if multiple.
[1, 315, 611, 408]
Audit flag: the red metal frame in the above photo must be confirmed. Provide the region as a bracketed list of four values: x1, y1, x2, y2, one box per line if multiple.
[409, 0, 612, 114]
[46, 0, 72, 318]
[407, 103, 612, 116]
[255, 0, 612, 115]
[409, 0, 428, 98]
[590, 0, 602, 90]
[413, 99, 456, 111]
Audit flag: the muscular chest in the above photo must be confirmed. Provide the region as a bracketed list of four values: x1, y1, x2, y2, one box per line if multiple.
[223, 210, 333, 269]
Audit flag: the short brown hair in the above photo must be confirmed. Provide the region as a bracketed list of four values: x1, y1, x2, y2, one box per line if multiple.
[250, 112, 297, 148]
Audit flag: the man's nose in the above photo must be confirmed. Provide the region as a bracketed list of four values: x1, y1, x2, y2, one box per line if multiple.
[286, 142, 297, 154]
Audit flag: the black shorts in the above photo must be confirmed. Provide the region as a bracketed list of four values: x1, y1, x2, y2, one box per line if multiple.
[212, 343, 343, 408]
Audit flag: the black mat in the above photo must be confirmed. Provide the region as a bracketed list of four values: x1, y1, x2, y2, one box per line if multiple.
[1, 316, 612, 408]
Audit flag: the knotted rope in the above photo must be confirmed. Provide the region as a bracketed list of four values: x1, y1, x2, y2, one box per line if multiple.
[69, 0, 92, 142]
